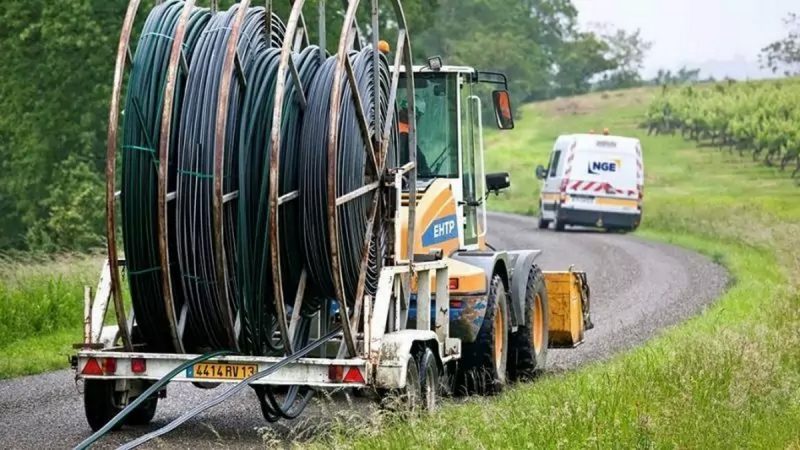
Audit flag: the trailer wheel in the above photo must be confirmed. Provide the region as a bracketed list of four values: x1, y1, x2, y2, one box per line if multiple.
[125, 383, 158, 426]
[416, 347, 439, 412]
[459, 274, 509, 395]
[509, 265, 549, 380]
[84, 379, 123, 432]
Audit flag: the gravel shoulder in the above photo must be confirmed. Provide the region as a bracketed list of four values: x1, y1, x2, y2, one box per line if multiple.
[0, 213, 728, 449]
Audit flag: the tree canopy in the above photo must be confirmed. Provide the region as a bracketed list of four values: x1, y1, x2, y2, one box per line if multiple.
[0, 0, 644, 251]
[760, 12, 800, 76]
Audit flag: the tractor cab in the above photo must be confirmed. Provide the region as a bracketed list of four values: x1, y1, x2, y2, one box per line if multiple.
[397, 59, 514, 252]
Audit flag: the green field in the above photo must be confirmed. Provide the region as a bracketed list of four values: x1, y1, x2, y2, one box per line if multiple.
[326, 87, 800, 448]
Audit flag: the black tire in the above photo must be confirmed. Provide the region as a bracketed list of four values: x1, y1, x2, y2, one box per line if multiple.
[537, 205, 550, 229]
[84, 379, 123, 432]
[416, 347, 439, 413]
[458, 274, 509, 395]
[380, 354, 421, 411]
[554, 212, 566, 231]
[509, 265, 550, 381]
[125, 384, 158, 426]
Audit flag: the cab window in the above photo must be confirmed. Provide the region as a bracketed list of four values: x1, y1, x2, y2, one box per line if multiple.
[548, 150, 561, 177]
[397, 73, 459, 178]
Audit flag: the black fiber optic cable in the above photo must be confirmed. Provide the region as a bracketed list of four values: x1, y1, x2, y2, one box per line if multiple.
[299, 47, 396, 309]
[176, 5, 285, 352]
[121, 0, 211, 352]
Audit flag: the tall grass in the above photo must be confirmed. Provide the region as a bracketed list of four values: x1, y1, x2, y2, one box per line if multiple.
[0, 253, 101, 377]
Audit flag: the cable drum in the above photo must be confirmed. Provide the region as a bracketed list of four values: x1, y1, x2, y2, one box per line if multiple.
[300, 47, 396, 309]
[176, 5, 285, 352]
[116, 0, 410, 362]
[121, 0, 211, 352]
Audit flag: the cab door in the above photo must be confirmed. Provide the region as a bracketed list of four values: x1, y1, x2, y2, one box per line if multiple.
[459, 74, 482, 249]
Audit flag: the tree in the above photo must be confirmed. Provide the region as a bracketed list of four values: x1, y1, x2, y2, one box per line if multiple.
[760, 12, 800, 76]
[552, 32, 616, 96]
[592, 27, 652, 90]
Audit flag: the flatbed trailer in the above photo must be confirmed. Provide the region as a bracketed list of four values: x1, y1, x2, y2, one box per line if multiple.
[74, 259, 458, 392]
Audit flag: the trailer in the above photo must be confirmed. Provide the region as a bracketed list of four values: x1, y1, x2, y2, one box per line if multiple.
[71, 0, 591, 447]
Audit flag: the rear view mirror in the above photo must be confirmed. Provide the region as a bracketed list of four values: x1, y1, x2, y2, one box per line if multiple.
[492, 90, 514, 130]
[535, 165, 547, 180]
[486, 172, 511, 194]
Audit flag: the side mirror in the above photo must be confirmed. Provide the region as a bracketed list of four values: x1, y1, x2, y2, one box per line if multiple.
[486, 172, 511, 194]
[492, 90, 515, 130]
[535, 165, 547, 180]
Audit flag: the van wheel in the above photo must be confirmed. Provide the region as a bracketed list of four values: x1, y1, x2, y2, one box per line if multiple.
[537, 204, 550, 229]
[554, 214, 566, 231]
[509, 265, 550, 381]
[458, 275, 509, 395]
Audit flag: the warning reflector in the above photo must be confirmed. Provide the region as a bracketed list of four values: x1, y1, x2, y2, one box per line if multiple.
[343, 367, 365, 384]
[82, 358, 104, 376]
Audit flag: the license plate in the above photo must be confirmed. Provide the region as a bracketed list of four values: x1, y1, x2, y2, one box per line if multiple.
[571, 195, 594, 203]
[189, 362, 257, 380]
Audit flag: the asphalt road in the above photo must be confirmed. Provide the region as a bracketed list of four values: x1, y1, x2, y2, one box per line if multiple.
[0, 212, 728, 449]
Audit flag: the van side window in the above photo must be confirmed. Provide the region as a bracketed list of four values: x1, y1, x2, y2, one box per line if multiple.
[548, 150, 561, 178]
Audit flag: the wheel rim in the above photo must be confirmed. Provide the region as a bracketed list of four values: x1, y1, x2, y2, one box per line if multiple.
[532, 293, 544, 353]
[405, 360, 419, 410]
[424, 365, 436, 411]
[493, 304, 504, 371]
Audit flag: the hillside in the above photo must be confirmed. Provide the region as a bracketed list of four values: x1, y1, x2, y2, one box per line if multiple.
[331, 86, 800, 448]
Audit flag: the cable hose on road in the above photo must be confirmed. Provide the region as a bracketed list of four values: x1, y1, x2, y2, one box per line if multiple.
[116, 327, 341, 450]
[73, 350, 233, 450]
[121, 0, 211, 352]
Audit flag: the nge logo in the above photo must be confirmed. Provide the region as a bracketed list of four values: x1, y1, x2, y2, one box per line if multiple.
[588, 160, 621, 174]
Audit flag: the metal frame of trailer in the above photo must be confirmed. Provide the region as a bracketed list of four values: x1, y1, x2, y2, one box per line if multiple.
[73, 258, 458, 391]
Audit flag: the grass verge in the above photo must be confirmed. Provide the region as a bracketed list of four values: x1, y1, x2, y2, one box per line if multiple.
[324, 88, 800, 448]
[0, 253, 102, 378]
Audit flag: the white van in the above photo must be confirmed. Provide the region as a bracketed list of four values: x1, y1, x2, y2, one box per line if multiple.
[535, 134, 644, 232]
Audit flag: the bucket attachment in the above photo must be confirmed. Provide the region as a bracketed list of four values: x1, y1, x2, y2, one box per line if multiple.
[544, 271, 591, 348]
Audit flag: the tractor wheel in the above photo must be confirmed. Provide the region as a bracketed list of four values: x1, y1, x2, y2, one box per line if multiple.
[84, 379, 123, 432]
[416, 347, 439, 413]
[459, 275, 509, 395]
[509, 265, 550, 381]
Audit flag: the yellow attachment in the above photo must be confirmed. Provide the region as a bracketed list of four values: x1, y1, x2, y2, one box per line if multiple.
[544, 271, 588, 347]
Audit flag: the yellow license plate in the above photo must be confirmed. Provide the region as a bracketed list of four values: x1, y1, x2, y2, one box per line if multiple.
[190, 362, 257, 380]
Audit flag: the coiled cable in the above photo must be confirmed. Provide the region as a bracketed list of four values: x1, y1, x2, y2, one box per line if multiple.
[121, 0, 211, 352]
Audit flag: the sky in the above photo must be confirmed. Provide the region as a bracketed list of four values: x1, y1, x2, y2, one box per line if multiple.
[572, 0, 796, 79]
